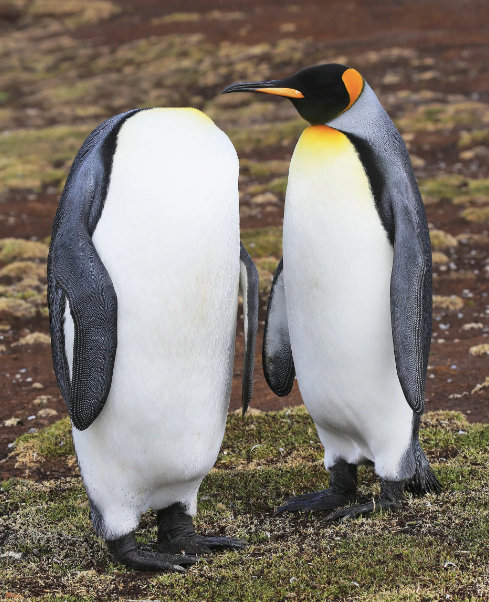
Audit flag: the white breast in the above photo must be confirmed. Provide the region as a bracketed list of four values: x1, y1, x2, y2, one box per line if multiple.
[64, 109, 240, 537]
[283, 125, 412, 479]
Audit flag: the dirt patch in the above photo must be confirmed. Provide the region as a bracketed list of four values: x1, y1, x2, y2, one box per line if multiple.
[1, 0, 489, 467]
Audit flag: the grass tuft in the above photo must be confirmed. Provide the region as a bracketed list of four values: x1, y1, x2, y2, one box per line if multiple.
[2, 409, 489, 600]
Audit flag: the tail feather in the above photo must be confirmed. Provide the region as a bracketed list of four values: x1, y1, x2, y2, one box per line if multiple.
[405, 442, 441, 496]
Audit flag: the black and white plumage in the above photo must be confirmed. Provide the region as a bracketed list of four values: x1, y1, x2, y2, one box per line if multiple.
[222, 64, 440, 519]
[48, 107, 258, 570]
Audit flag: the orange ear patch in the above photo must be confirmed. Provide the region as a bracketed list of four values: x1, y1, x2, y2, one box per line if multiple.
[254, 87, 304, 99]
[341, 69, 364, 111]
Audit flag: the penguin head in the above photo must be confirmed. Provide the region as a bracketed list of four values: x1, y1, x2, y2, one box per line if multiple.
[221, 64, 364, 125]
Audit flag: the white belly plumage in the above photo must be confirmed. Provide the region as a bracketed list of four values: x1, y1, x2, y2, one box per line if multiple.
[64, 109, 240, 538]
[283, 125, 413, 479]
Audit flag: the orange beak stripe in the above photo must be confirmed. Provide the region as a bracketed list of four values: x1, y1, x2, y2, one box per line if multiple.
[341, 68, 364, 112]
[254, 87, 304, 99]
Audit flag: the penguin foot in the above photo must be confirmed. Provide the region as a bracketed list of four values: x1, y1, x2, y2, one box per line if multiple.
[157, 503, 247, 556]
[323, 479, 405, 522]
[275, 488, 356, 514]
[275, 460, 358, 514]
[106, 531, 199, 572]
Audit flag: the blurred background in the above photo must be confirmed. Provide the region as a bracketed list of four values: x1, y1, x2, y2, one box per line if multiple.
[1, 0, 489, 465]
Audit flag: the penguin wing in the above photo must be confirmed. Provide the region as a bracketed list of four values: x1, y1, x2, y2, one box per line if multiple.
[239, 243, 259, 414]
[390, 183, 432, 416]
[262, 258, 295, 396]
[48, 110, 143, 431]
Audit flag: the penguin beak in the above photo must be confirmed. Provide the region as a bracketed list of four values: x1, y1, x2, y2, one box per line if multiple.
[221, 80, 304, 99]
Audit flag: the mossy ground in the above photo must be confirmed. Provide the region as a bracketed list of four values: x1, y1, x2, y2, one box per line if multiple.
[1, 408, 488, 601]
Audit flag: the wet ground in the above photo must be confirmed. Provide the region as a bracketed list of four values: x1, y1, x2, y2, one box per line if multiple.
[1, 0, 489, 467]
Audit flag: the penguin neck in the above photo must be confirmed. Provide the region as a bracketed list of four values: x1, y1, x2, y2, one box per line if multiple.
[291, 125, 352, 175]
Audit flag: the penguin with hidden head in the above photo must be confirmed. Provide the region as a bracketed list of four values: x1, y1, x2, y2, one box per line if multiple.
[221, 65, 440, 520]
[47, 107, 259, 570]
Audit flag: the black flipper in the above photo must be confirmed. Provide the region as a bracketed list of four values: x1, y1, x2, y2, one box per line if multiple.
[389, 181, 432, 415]
[47, 109, 144, 431]
[262, 258, 295, 397]
[239, 242, 259, 414]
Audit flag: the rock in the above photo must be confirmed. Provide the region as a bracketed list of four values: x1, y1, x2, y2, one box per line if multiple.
[251, 192, 279, 205]
[32, 382, 44, 389]
[413, 70, 441, 81]
[456, 233, 489, 244]
[432, 252, 449, 265]
[459, 146, 489, 161]
[461, 323, 483, 331]
[382, 72, 402, 85]
[469, 344, 489, 356]
[32, 395, 53, 406]
[410, 154, 426, 168]
[0, 298, 36, 319]
[11, 332, 51, 347]
[471, 377, 489, 394]
[279, 22, 297, 33]
[38, 408, 58, 418]
[433, 295, 464, 310]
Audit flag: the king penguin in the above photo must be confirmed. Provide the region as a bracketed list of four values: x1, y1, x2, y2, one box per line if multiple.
[222, 65, 440, 520]
[47, 107, 259, 570]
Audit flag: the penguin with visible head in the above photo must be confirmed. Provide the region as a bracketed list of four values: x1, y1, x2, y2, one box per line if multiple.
[48, 107, 259, 570]
[222, 65, 440, 520]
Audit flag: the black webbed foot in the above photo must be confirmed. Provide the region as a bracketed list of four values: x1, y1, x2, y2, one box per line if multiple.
[106, 531, 199, 572]
[275, 460, 358, 514]
[157, 503, 246, 556]
[323, 479, 405, 522]
[275, 488, 356, 514]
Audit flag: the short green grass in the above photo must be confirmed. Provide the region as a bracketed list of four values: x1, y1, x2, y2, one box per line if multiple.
[1, 409, 489, 601]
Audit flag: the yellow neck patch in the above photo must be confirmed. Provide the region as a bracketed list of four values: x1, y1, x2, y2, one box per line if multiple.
[297, 124, 347, 150]
[294, 125, 351, 170]
[341, 68, 364, 113]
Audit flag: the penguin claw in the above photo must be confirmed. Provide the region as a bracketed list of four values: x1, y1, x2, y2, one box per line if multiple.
[117, 548, 200, 572]
[275, 489, 355, 515]
[158, 535, 246, 556]
[323, 498, 400, 522]
[201, 536, 248, 551]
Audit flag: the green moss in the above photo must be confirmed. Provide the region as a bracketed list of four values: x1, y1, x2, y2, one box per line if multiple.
[228, 119, 305, 153]
[0, 261, 47, 279]
[13, 416, 74, 461]
[461, 206, 489, 223]
[244, 160, 289, 178]
[268, 176, 288, 194]
[240, 227, 282, 258]
[0, 238, 48, 263]
[429, 229, 458, 250]
[458, 129, 489, 148]
[28, 0, 120, 28]
[0, 125, 92, 194]
[418, 175, 466, 200]
[397, 101, 489, 133]
[468, 178, 489, 196]
[254, 257, 280, 296]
